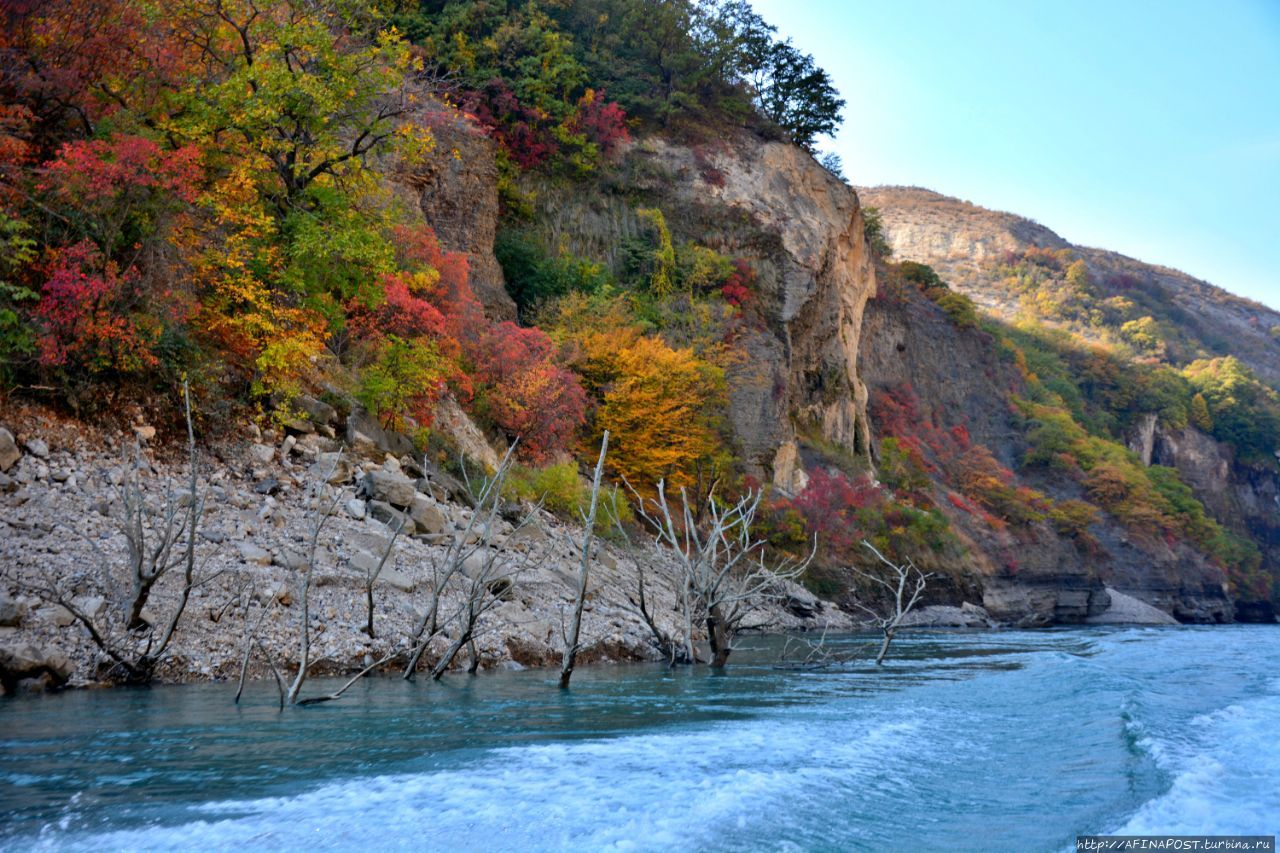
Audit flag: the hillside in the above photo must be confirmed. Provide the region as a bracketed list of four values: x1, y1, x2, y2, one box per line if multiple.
[857, 185, 1280, 620]
[858, 187, 1280, 388]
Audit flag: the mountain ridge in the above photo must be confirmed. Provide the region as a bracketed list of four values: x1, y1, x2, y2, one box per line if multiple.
[858, 185, 1280, 387]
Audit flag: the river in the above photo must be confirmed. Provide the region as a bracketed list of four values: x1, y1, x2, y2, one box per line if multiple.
[2, 626, 1278, 851]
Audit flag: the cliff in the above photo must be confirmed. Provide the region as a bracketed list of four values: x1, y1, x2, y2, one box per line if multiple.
[522, 134, 877, 491]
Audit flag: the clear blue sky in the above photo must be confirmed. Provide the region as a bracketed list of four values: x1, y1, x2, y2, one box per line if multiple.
[751, 0, 1280, 310]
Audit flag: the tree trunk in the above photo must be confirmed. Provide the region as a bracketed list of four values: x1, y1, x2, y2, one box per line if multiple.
[875, 628, 894, 666]
[708, 606, 731, 668]
[560, 432, 608, 689]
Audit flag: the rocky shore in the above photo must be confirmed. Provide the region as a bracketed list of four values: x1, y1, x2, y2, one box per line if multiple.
[0, 402, 851, 695]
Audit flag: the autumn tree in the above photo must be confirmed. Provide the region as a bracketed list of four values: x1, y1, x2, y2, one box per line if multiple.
[597, 336, 726, 491]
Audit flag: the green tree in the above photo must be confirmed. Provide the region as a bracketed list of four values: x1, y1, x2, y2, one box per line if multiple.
[1190, 392, 1213, 432]
[743, 36, 844, 149]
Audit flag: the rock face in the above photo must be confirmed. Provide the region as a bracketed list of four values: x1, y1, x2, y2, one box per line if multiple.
[859, 267, 1233, 625]
[528, 134, 877, 487]
[401, 109, 515, 321]
[1148, 423, 1280, 621]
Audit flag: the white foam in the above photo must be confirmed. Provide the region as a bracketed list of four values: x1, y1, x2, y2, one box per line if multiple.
[1118, 691, 1280, 836]
[31, 711, 927, 853]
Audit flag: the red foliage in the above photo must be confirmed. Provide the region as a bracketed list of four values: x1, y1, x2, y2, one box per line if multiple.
[721, 259, 755, 307]
[391, 224, 483, 342]
[42, 135, 201, 205]
[346, 273, 450, 343]
[788, 468, 884, 556]
[470, 322, 587, 463]
[34, 240, 160, 372]
[565, 89, 629, 154]
[2, 0, 192, 156]
[460, 79, 559, 169]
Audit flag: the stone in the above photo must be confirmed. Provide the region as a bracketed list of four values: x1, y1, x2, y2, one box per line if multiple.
[23, 437, 49, 458]
[344, 498, 367, 520]
[51, 606, 76, 628]
[408, 495, 448, 535]
[310, 452, 352, 486]
[236, 541, 273, 566]
[294, 395, 338, 427]
[346, 410, 415, 459]
[349, 549, 381, 575]
[367, 500, 414, 534]
[249, 443, 276, 465]
[377, 568, 416, 593]
[273, 550, 310, 572]
[71, 595, 107, 622]
[133, 424, 157, 442]
[254, 477, 281, 496]
[462, 548, 502, 580]
[259, 581, 291, 607]
[0, 594, 22, 627]
[0, 428, 19, 472]
[781, 585, 822, 619]
[503, 524, 548, 549]
[282, 418, 315, 436]
[281, 435, 297, 458]
[359, 469, 416, 508]
[1086, 589, 1179, 626]
[0, 643, 73, 692]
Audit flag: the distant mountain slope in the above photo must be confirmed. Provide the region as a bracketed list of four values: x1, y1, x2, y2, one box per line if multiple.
[857, 186, 1280, 387]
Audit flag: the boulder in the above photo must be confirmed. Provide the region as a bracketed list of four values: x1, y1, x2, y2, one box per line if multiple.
[0, 428, 20, 472]
[258, 581, 291, 607]
[249, 443, 276, 465]
[349, 549, 382, 576]
[71, 595, 107, 622]
[781, 584, 822, 619]
[367, 500, 414, 534]
[282, 417, 315, 436]
[294, 395, 338, 428]
[273, 550, 310, 572]
[0, 593, 22, 627]
[0, 643, 73, 692]
[1086, 589, 1179, 626]
[359, 470, 416, 508]
[897, 604, 995, 629]
[236, 541, 273, 566]
[346, 410, 415, 459]
[408, 495, 449, 535]
[309, 452, 352, 485]
[377, 568, 416, 593]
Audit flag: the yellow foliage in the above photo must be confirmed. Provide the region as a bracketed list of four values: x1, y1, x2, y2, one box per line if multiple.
[596, 336, 725, 491]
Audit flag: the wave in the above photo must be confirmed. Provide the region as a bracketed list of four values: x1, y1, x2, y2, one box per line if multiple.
[1116, 681, 1280, 836]
[28, 709, 930, 853]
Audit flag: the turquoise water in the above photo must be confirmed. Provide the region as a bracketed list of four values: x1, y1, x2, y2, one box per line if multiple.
[2, 626, 1278, 851]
